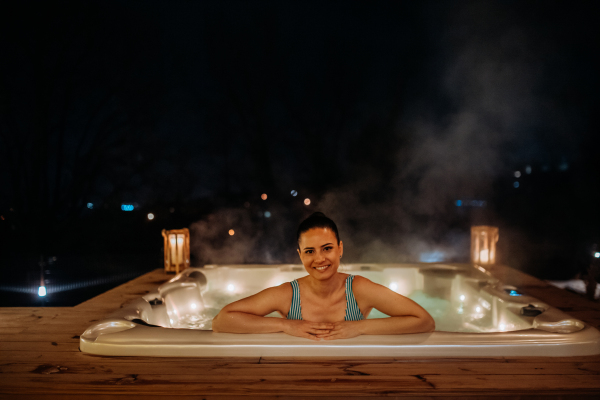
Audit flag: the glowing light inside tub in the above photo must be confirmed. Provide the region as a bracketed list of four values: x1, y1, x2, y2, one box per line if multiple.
[389, 282, 398, 291]
[459, 294, 466, 301]
[499, 323, 506, 331]
[595, 252, 600, 258]
[227, 284, 235, 292]
[476, 306, 482, 313]
[191, 303, 197, 309]
[479, 298, 491, 310]
[38, 286, 46, 297]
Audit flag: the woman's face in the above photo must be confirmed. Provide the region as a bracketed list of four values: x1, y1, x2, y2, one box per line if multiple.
[297, 227, 343, 280]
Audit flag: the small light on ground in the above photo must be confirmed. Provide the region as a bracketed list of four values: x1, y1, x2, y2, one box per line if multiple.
[228, 229, 235, 236]
[147, 213, 154, 220]
[261, 193, 267, 200]
[87, 203, 93, 209]
[121, 204, 134, 211]
[513, 182, 520, 188]
[264, 211, 271, 218]
[38, 286, 46, 297]
[514, 171, 521, 178]
[525, 165, 532, 174]
[304, 198, 311, 205]
[291, 190, 298, 197]
[595, 252, 600, 258]
[456, 200, 462, 206]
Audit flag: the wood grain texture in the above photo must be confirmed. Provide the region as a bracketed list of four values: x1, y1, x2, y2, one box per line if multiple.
[1, 267, 599, 398]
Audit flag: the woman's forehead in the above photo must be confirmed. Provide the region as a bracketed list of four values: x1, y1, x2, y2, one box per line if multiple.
[299, 227, 336, 244]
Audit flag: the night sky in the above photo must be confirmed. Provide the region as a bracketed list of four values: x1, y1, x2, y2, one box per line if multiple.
[1, 1, 599, 304]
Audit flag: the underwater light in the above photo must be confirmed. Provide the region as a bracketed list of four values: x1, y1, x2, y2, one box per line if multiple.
[38, 286, 46, 297]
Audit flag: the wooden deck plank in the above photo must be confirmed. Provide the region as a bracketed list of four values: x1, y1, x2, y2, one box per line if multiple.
[0, 373, 599, 396]
[2, 360, 600, 376]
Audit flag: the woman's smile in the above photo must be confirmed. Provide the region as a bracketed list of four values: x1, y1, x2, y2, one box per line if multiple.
[314, 264, 330, 272]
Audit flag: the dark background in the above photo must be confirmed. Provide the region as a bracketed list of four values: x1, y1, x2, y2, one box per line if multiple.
[1, 0, 598, 306]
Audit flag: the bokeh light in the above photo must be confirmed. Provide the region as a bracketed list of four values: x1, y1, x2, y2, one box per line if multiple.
[228, 229, 235, 236]
[261, 193, 267, 200]
[304, 198, 310, 205]
[147, 213, 154, 220]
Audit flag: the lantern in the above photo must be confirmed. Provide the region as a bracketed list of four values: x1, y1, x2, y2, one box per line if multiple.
[471, 226, 499, 265]
[162, 228, 191, 274]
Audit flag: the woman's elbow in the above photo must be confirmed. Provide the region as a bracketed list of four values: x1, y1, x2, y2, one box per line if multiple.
[212, 313, 223, 332]
[422, 314, 435, 332]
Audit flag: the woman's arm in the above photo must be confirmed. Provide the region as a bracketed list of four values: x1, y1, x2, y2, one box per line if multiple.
[212, 284, 333, 340]
[317, 276, 435, 340]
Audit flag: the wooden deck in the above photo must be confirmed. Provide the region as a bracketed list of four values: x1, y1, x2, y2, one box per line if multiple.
[1, 265, 600, 399]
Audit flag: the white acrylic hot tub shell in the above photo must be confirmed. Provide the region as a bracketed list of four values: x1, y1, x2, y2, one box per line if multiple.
[80, 263, 600, 357]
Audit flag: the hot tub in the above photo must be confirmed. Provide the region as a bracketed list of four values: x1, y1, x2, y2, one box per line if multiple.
[80, 263, 600, 357]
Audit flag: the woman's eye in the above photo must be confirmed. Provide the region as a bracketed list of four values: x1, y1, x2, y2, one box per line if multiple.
[324, 247, 332, 251]
[305, 250, 313, 254]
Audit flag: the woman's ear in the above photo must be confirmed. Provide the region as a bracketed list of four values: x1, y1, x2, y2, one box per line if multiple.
[339, 241, 343, 258]
[297, 248, 302, 260]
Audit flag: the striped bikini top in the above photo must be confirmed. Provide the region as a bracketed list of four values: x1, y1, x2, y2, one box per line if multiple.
[287, 275, 365, 321]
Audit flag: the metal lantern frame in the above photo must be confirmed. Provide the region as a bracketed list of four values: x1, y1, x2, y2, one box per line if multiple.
[471, 226, 499, 265]
[162, 228, 191, 274]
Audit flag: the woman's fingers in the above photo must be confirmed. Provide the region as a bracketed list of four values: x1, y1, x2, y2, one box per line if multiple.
[310, 323, 334, 330]
[309, 328, 331, 334]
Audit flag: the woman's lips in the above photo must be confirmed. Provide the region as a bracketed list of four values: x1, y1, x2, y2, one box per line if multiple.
[314, 265, 330, 271]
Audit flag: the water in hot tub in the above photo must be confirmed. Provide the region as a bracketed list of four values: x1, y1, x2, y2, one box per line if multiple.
[176, 286, 475, 333]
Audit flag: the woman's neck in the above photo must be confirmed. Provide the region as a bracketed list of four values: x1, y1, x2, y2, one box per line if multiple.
[305, 272, 346, 298]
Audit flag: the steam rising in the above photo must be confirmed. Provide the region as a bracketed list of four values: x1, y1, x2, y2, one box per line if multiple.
[190, 2, 584, 272]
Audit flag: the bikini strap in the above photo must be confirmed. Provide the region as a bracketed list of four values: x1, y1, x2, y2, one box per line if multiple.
[345, 275, 365, 321]
[287, 280, 303, 320]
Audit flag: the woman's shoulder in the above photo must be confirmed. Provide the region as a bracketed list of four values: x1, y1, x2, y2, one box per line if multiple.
[349, 274, 378, 293]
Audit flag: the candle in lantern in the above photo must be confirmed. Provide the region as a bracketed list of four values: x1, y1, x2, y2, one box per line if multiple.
[162, 228, 191, 274]
[169, 234, 177, 267]
[479, 249, 489, 263]
[471, 226, 499, 265]
[176, 234, 185, 267]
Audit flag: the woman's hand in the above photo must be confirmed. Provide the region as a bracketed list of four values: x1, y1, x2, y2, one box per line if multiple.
[315, 321, 363, 340]
[283, 320, 334, 341]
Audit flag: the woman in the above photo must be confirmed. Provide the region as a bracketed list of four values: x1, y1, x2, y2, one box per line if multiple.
[212, 212, 435, 340]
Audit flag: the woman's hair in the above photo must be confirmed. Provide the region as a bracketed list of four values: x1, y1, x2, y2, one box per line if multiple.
[296, 212, 340, 246]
